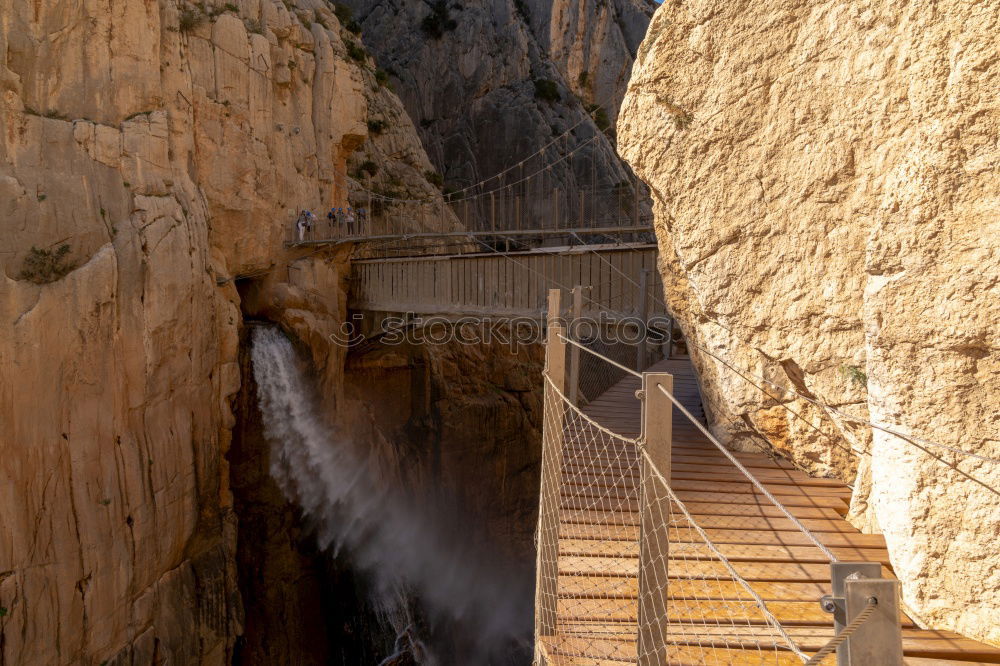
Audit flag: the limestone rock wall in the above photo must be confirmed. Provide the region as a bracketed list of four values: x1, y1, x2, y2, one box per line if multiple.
[339, 0, 646, 198]
[525, 0, 657, 122]
[619, 0, 1000, 644]
[0, 0, 448, 662]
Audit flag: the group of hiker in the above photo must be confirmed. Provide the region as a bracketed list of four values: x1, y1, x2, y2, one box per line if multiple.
[295, 206, 368, 241]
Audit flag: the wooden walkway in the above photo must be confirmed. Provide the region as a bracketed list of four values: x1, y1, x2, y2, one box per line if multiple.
[349, 245, 666, 320]
[537, 358, 1000, 665]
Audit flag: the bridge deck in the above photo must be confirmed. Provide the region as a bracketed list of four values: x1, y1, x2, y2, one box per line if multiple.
[538, 358, 1000, 665]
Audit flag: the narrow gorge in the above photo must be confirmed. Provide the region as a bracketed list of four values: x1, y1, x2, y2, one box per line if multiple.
[2, 0, 998, 664]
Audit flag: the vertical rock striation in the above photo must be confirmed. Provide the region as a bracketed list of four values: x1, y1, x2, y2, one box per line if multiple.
[339, 0, 654, 196]
[619, 0, 1000, 644]
[0, 0, 448, 662]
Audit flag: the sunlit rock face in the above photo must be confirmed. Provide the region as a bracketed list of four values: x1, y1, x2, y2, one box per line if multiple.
[619, 0, 1000, 645]
[339, 0, 655, 196]
[0, 0, 448, 662]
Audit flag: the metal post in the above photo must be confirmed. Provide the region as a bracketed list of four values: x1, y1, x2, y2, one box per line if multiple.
[824, 563, 904, 666]
[633, 174, 641, 228]
[568, 286, 583, 406]
[637, 269, 650, 371]
[490, 191, 496, 232]
[553, 187, 560, 229]
[637, 372, 673, 666]
[535, 289, 566, 639]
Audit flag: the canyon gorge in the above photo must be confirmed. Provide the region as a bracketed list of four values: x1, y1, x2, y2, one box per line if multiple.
[1, 0, 998, 663]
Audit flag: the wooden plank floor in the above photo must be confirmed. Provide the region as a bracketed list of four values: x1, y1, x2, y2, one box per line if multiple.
[538, 358, 1000, 665]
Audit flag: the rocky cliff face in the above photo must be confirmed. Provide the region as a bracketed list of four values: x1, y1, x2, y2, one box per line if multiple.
[340, 0, 653, 199]
[0, 0, 449, 662]
[619, 0, 1000, 644]
[523, 0, 656, 122]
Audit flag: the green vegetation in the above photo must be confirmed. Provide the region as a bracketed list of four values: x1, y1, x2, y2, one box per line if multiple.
[374, 68, 391, 87]
[367, 119, 387, 135]
[345, 40, 366, 62]
[178, 7, 205, 32]
[358, 160, 379, 177]
[332, 3, 361, 33]
[577, 70, 590, 88]
[513, 0, 531, 22]
[586, 103, 610, 132]
[19, 245, 75, 284]
[533, 78, 560, 103]
[421, 1, 457, 39]
[0, 607, 7, 618]
[424, 170, 444, 188]
[841, 364, 868, 389]
[224, 3, 238, 12]
[674, 110, 693, 130]
[36, 194, 47, 202]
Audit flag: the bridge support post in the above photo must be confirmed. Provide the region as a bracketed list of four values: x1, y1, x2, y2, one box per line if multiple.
[568, 286, 583, 406]
[636, 269, 650, 372]
[536, 289, 566, 641]
[825, 563, 905, 666]
[638, 371, 673, 666]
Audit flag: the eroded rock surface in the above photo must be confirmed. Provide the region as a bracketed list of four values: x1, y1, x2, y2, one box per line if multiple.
[0, 0, 448, 662]
[619, 0, 1000, 644]
[340, 0, 653, 197]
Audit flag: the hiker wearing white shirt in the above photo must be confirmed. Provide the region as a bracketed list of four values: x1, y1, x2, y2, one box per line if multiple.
[295, 212, 307, 241]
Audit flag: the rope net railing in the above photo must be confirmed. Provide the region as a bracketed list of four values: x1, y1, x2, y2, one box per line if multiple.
[285, 149, 653, 249]
[532, 305, 914, 664]
[536, 372, 811, 664]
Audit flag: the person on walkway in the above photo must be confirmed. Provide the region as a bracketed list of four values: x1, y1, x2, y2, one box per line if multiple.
[356, 207, 367, 235]
[335, 207, 345, 237]
[296, 211, 307, 241]
[305, 210, 317, 238]
[346, 207, 357, 235]
[326, 208, 340, 236]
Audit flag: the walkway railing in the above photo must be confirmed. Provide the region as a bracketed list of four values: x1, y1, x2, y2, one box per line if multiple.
[349, 245, 668, 323]
[535, 288, 906, 665]
[284, 172, 652, 247]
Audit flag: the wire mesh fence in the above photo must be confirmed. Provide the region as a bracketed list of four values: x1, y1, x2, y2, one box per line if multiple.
[536, 371, 809, 664]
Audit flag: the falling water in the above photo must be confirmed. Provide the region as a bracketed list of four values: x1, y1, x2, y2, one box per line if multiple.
[250, 326, 532, 663]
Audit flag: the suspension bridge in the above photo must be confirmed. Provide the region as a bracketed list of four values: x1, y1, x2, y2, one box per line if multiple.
[289, 135, 999, 663]
[533, 289, 1000, 665]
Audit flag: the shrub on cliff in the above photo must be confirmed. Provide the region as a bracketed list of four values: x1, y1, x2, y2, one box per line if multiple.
[178, 7, 204, 32]
[345, 40, 366, 62]
[19, 244, 75, 284]
[534, 78, 561, 103]
[421, 1, 457, 39]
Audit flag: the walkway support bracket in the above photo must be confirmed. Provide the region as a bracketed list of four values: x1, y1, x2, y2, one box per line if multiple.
[637, 371, 673, 666]
[536, 289, 567, 641]
[827, 562, 905, 666]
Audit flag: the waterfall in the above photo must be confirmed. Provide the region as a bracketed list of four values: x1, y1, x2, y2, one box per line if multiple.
[249, 326, 531, 662]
